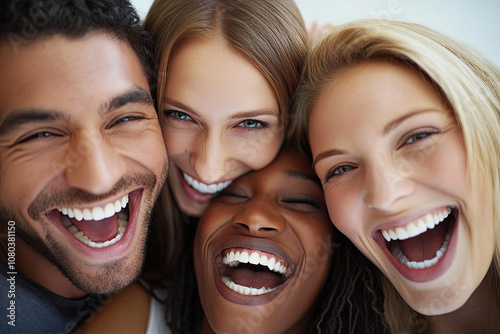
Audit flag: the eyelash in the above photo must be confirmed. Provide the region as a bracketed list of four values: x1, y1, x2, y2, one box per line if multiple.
[18, 131, 53, 143]
[214, 189, 247, 199]
[237, 119, 268, 131]
[164, 110, 193, 121]
[164, 110, 268, 132]
[282, 198, 321, 209]
[111, 116, 142, 127]
[324, 165, 356, 183]
[324, 129, 440, 182]
[400, 129, 439, 148]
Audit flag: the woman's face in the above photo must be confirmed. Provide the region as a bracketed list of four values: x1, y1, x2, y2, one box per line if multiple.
[162, 34, 283, 216]
[308, 61, 495, 315]
[194, 148, 334, 334]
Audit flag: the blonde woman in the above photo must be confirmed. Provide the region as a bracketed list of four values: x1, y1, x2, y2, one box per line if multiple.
[291, 20, 500, 333]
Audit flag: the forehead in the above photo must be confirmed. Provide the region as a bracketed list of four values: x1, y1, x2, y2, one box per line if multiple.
[0, 33, 149, 121]
[164, 34, 279, 119]
[310, 61, 442, 127]
[236, 149, 314, 186]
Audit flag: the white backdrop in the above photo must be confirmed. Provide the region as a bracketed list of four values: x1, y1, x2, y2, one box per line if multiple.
[131, 0, 500, 67]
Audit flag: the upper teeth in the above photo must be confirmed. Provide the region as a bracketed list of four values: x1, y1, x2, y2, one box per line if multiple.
[57, 195, 129, 222]
[183, 172, 232, 194]
[381, 207, 452, 242]
[222, 249, 288, 275]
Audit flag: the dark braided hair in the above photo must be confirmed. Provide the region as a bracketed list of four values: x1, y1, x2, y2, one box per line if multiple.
[160, 218, 202, 334]
[0, 0, 156, 90]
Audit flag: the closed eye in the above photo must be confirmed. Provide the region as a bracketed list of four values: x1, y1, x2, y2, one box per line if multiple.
[213, 188, 248, 203]
[282, 198, 321, 210]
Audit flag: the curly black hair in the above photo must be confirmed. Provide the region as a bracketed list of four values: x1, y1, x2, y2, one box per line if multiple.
[0, 0, 155, 89]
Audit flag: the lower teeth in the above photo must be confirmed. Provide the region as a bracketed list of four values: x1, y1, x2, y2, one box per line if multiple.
[221, 276, 277, 296]
[392, 222, 454, 269]
[61, 211, 128, 248]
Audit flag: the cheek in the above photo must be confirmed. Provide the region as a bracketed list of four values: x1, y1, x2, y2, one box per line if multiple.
[162, 128, 193, 157]
[118, 128, 168, 175]
[415, 132, 467, 196]
[236, 129, 283, 170]
[0, 149, 64, 212]
[323, 186, 363, 239]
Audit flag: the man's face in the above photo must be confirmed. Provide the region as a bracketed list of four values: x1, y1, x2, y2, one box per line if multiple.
[0, 33, 168, 295]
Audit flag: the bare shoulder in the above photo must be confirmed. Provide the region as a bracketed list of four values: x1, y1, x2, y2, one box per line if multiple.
[78, 283, 151, 333]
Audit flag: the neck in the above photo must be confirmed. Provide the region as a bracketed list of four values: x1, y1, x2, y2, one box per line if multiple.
[0, 236, 86, 299]
[424, 264, 500, 334]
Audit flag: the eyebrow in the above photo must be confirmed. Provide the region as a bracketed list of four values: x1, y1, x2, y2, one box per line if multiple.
[164, 98, 279, 120]
[0, 109, 69, 137]
[100, 87, 154, 116]
[0, 87, 153, 137]
[286, 170, 320, 185]
[383, 109, 438, 135]
[312, 149, 345, 171]
[312, 109, 441, 170]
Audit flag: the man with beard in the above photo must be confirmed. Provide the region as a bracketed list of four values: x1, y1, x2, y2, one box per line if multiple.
[0, 0, 169, 332]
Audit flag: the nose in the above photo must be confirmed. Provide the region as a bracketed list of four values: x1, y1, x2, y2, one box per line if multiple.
[191, 132, 232, 184]
[64, 133, 125, 194]
[363, 158, 415, 211]
[231, 198, 287, 235]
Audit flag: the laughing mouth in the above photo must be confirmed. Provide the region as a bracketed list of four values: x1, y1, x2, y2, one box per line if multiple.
[380, 207, 455, 270]
[219, 248, 290, 296]
[57, 194, 129, 249]
[183, 172, 232, 194]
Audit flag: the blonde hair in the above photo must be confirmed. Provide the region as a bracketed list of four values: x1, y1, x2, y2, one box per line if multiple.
[142, 0, 307, 287]
[291, 19, 500, 333]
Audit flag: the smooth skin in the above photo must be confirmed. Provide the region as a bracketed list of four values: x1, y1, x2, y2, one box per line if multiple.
[309, 61, 496, 323]
[194, 148, 334, 334]
[163, 34, 283, 216]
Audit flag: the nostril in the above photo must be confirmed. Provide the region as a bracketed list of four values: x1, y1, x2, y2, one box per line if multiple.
[234, 222, 250, 231]
[259, 227, 277, 232]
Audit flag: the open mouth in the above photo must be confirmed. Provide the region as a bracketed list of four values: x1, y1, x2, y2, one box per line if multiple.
[218, 248, 291, 296]
[54, 194, 131, 249]
[182, 171, 232, 194]
[380, 206, 456, 270]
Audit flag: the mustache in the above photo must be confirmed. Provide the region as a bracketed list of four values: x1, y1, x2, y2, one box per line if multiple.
[28, 173, 157, 219]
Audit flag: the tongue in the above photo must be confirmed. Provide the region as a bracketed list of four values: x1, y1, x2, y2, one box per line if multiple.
[230, 267, 282, 289]
[397, 220, 449, 262]
[71, 215, 118, 243]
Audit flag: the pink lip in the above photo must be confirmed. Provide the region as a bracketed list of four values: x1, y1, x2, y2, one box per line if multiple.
[176, 167, 213, 203]
[46, 189, 143, 261]
[374, 208, 459, 282]
[212, 236, 295, 306]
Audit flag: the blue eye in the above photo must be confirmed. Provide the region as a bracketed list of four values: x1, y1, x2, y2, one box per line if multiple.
[165, 110, 192, 120]
[113, 116, 138, 126]
[405, 132, 430, 144]
[325, 165, 355, 182]
[19, 131, 52, 143]
[238, 119, 266, 129]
